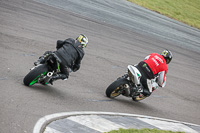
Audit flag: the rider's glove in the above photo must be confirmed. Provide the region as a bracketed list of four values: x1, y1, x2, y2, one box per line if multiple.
[72, 64, 80, 72]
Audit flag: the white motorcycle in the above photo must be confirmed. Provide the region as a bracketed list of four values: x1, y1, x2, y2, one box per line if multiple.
[106, 65, 158, 102]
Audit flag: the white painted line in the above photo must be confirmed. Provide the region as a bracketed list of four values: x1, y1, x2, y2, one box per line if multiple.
[138, 117, 198, 133]
[44, 127, 62, 133]
[68, 115, 126, 132]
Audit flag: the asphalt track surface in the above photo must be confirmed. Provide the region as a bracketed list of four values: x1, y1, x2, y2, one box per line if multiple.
[0, 0, 200, 133]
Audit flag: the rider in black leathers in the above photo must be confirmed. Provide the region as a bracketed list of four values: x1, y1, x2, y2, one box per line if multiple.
[35, 34, 88, 84]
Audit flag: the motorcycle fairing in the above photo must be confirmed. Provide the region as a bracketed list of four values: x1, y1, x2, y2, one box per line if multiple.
[127, 65, 142, 85]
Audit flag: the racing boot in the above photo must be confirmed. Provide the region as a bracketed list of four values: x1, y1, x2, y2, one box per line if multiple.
[142, 89, 151, 97]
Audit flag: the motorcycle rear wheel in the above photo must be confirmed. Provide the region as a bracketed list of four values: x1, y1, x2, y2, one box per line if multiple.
[106, 78, 129, 98]
[23, 64, 48, 86]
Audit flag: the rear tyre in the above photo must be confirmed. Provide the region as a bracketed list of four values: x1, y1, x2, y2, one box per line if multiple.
[23, 64, 48, 86]
[106, 78, 129, 98]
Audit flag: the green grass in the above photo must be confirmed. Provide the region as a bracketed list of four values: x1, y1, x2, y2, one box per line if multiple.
[128, 0, 200, 29]
[105, 128, 184, 133]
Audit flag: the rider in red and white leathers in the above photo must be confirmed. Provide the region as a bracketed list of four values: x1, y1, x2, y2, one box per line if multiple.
[136, 49, 172, 97]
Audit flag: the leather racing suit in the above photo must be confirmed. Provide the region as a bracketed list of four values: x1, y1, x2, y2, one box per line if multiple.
[39, 38, 84, 81]
[136, 53, 168, 96]
[54, 38, 84, 80]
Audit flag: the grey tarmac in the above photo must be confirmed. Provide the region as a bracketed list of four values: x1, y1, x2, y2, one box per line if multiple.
[0, 0, 200, 133]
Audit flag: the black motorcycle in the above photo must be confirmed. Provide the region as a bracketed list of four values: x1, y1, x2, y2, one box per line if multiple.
[23, 53, 62, 86]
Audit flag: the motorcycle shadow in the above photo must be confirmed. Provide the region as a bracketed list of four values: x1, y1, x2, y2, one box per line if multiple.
[24, 84, 67, 98]
[107, 96, 154, 110]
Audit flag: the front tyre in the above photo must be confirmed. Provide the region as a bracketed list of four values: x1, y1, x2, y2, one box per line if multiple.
[106, 78, 129, 98]
[132, 95, 146, 102]
[23, 64, 48, 86]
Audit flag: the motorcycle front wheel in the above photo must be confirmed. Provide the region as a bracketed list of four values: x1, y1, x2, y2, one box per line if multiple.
[132, 95, 146, 102]
[106, 78, 129, 98]
[23, 64, 48, 86]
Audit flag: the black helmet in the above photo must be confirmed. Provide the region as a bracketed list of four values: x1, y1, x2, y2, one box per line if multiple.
[161, 49, 173, 64]
[76, 34, 88, 48]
